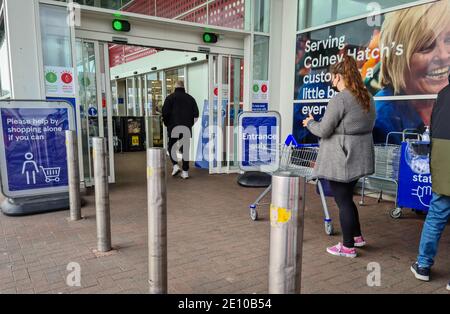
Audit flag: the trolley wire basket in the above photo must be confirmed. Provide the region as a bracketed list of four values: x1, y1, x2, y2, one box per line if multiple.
[359, 130, 421, 219]
[247, 138, 334, 236]
[373, 144, 401, 180]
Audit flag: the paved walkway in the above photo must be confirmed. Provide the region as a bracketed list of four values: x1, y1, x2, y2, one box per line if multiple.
[0, 152, 448, 294]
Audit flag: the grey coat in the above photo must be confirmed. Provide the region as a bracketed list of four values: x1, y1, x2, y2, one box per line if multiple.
[306, 89, 376, 183]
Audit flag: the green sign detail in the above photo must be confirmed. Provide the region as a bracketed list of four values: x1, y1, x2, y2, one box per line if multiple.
[45, 72, 57, 84]
[253, 84, 259, 93]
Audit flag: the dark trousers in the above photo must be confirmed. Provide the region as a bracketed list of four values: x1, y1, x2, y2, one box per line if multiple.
[168, 131, 190, 171]
[329, 180, 362, 248]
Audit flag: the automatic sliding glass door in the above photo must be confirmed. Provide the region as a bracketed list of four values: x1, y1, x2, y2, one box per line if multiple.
[208, 54, 243, 174]
[75, 39, 115, 186]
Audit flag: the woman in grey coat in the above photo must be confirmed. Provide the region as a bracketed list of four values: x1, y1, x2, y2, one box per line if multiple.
[303, 55, 376, 258]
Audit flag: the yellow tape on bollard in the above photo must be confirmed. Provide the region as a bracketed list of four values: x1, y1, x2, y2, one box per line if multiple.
[270, 204, 292, 225]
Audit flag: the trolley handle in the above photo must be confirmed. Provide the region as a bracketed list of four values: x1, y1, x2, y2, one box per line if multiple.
[386, 130, 421, 145]
[293, 143, 319, 148]
[402, 129, 422, 142]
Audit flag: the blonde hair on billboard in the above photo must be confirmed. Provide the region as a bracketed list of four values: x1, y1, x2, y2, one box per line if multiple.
[379, 1, 450, 94]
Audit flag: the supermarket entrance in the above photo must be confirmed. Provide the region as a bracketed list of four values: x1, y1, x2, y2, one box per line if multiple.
[71, 4, 248, 186]
[75, 40, 245, 186]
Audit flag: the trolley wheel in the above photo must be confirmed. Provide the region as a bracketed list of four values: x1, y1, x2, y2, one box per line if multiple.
[55, 177, 60, 182]
[250, 207, 258, 221]
[45, 178, 51, 183]
[325, 221, 334, 236]
[390, 207, 402, 219]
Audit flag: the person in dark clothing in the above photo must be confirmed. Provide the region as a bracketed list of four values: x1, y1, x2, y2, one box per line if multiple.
[162, 81, 199, 179]
[411, 75, 450, 292]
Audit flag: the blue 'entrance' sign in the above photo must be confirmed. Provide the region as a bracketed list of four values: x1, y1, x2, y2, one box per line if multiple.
[238, 111, 281, 172]
[0, 101, 75, 198]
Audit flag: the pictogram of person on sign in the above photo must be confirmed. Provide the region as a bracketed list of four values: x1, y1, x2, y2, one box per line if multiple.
[22, 152, 39, 185]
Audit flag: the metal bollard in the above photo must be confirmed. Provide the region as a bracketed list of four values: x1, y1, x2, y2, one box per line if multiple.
[66, 130, 82, 221]
[93, 137, 112, 252]
[268, 172, 306, 294]
[147, 148, 168, 294]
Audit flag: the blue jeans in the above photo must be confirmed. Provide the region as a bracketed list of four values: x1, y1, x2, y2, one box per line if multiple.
[417, 192, 450, 268]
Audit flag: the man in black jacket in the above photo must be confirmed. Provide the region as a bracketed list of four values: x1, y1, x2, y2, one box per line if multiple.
[162, 81, 199, 179]
[411, 75, 450, 291]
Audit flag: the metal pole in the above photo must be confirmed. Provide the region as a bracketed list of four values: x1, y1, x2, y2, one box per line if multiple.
[147, 148, 168, 294]
[66, 130, 82, 221]
[268, 172, 306, 294]
[93, 137, 112, 252]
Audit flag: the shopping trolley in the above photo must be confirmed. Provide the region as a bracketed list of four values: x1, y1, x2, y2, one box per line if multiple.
[40, 166, 61, 183]
[248, 136, 334, 236]
[359, 130, 421, 218]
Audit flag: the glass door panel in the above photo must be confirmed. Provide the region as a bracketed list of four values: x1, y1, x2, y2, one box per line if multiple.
[208, 55, 220, 173]
[136, 75, 145, 117]
[146, 72, 163, 147]
[229, 57, 244, 170]
[99, 42, 115, 181]
[76, 39, 115, 185]
[76, 39, 99, 186]
[208, 54, 243, 174]
[126, 77, 136, 116]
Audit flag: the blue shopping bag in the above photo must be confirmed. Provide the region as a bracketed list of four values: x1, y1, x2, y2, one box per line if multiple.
[316, 179, 334, 197]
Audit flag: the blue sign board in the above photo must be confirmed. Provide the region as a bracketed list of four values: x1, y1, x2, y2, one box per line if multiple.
[88, 106, 98, 117]
[252, 103, 268, 112]
[0, 101, 75, 198]
[397, 141, 431, 212]
[238, 111, 281, 172]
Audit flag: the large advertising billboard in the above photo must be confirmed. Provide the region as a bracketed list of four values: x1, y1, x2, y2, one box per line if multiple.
[293, 0, 450, 144]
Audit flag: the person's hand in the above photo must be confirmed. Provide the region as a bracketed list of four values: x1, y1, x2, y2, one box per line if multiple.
[302, 114, 314, 127]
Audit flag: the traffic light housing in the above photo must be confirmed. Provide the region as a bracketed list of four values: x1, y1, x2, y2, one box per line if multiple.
[112, 19, 131, 32]
[202, 32, 218, 44]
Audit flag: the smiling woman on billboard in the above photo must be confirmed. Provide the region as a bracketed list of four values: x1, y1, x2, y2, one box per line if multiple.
[374, 1, 450, 143]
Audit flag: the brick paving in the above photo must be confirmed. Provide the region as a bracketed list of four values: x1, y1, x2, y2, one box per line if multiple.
[0, 151, 448, 294]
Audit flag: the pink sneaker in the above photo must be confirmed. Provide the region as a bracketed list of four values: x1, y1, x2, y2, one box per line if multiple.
[326, 243, 357, 258]
[354, 236, 366, 248]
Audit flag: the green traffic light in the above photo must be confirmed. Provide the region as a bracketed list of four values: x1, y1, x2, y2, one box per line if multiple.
[112, 19, 130, 32]
[113, 20, 123, 31]
[203, 32, 217, 43]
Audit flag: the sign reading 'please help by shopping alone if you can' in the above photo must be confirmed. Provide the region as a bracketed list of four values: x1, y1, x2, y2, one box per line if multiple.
[0, 101, 75, 198]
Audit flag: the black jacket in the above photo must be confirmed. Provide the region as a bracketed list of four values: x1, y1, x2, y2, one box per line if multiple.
[162, 88, 199, 131]
[430, 81, 450, 196]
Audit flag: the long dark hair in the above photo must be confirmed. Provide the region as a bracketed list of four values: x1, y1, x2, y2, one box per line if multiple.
[330, 55, 371, 112]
